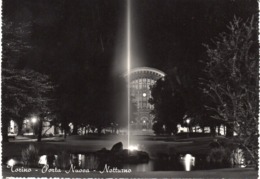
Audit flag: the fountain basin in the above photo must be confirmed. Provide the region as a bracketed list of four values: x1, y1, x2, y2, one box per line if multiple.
[97, 142, 149, 164]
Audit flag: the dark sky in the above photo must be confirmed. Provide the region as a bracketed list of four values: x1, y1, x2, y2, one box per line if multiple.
[4, 0, 258, 73]
[3, 0, 258, 120]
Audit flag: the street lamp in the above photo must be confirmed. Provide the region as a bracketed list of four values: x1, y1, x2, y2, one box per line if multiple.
[31, 117, 37, 124]
[31, 117, 37, 135]
[186, 118, 191, 138]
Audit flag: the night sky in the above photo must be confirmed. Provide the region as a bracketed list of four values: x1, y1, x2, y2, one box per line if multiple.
[3, 0, 258, 122]
[4, 0, 258, 71]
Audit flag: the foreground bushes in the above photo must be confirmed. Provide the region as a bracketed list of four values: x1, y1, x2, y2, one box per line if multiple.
[207, 140, 247, 168]
[83, 154, 100, 170]
[206, 147, 232, 168]
[21, 144, 39, 167]
[55, 151, 71, 169]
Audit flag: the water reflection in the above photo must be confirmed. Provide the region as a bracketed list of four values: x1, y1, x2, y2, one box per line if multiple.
[181, 154, 195, 171]
[7, 159, 17, 167]
[79, 154, 100, 170]
[75, 153, 198, 171]
[124, 162, 153, 172]
[36, 153, 209, 172]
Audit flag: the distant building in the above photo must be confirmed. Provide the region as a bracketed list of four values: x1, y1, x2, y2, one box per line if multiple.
[128, 67, 165, 131]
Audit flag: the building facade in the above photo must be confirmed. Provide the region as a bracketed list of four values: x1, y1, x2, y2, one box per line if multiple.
[128, 67, 165, 130]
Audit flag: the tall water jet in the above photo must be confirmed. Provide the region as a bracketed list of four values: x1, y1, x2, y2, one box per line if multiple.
[126, 0, 131, 149]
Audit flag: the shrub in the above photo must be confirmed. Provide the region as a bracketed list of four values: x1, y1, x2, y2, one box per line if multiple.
[206, 147, 232, 168]
[55, 151, 71, 169]
[152, 121, 164, 135]
[231, 148, 245, 167]
[82, 154, 100, 170]
[21, 144, 39, 167]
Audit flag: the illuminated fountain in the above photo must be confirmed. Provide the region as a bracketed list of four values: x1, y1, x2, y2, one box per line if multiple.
[125, 0, 145, 153]
[125, 0, 142, 153]
[126, 0, 131, 149]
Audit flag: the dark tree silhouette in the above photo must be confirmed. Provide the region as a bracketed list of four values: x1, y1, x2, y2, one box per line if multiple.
[2, 18, 55, 142]
[202, 16, 258, 163]
[2, 68, 55, 142]
[149, 76, 186, 135]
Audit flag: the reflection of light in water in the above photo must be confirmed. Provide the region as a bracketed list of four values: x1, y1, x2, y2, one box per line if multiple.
[128, 145, 139, 151]
[7, 159, 16, 167]
[78, 154, 82, 166]
[183, 154, 195, 171]
[39, 155, 47, 165]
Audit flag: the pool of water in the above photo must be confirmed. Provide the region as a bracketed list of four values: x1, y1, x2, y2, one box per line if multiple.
[6, 152, 232, 172]
[37, 153, 213, 171]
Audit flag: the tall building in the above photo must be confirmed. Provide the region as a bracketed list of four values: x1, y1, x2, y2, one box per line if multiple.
[128, 67, 165, 130]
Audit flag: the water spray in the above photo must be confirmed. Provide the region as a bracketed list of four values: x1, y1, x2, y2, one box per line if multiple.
[127, 0, 131, 149]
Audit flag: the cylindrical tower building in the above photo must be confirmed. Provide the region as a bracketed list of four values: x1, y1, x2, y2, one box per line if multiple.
[127, 67, 165, 131]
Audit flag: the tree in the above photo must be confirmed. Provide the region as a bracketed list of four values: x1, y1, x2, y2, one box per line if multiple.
[202, 16, 258, 163]
[149, 76, 186, 135]
[2, 18, 33, 69]
[166, 66, 206, 132]
[2, 18, 56, 142]
[2, 68, 55, 142]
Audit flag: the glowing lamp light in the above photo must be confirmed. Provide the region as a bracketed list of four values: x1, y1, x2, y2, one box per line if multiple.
[31, 117, 37, 123]
[7, 159, 16, 167]
[142, 93, 147, 97]
[128, 145, 139, 151]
